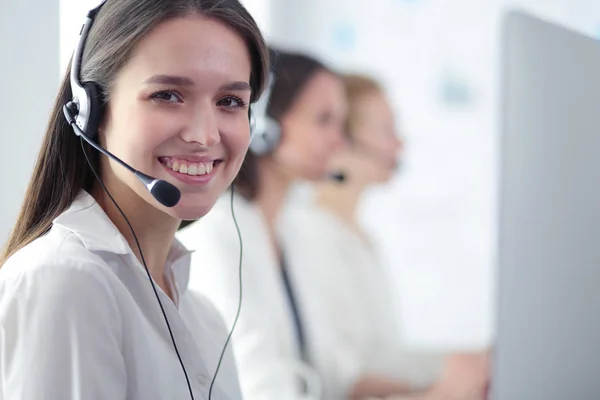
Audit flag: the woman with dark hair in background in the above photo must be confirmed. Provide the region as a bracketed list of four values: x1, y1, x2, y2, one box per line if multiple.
[0, 0, 269, 398]
[286, 74, 490, 400]
[177, 48, 348, 399]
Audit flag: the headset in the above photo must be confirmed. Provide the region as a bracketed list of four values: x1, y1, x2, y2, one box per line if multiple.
[248, 72, 281, 156]
[62, 2, 246, 399]
[248, 69, 345, 182]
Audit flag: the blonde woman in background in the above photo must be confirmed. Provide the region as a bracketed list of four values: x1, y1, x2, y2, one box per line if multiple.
[285, 74, 489, 400]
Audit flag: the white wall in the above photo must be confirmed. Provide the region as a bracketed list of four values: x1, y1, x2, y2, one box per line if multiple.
[268, 0, 600, 350]
[241, 0, 271, 37]
[0, 1, 59, 244]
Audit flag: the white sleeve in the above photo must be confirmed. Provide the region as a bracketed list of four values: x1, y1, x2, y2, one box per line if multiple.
[182, 222, 302, 400]
[0, 262, 127, 400]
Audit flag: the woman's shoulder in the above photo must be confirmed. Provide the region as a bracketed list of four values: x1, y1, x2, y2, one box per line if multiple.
[0, 229, 125, 377]
[0, 227, 119, 308]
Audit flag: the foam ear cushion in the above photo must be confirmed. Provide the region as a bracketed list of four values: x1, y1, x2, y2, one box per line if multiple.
[248, 117, 281, 156]
[83, 82, 104, 139]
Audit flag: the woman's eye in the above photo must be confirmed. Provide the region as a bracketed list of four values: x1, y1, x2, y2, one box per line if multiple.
[218, 96, 246, 109]
[151, 91, 182, 103]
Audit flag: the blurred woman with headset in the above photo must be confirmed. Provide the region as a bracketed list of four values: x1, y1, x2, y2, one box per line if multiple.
[177, 48, 348, 399]
[286, 74, 490, 400]
[0, 0, 269, 399]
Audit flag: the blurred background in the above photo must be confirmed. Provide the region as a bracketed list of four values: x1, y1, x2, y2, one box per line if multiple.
[2, 0, 600, 352]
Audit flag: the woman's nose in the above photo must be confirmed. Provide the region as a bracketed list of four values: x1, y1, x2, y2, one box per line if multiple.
[181, 107, 220, 147]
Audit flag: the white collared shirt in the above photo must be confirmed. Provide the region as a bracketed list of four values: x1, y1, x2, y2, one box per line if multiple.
[0, 191, 242, 400]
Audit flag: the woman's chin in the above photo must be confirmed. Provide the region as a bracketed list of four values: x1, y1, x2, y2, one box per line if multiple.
[166, 196, 219, 221]
[168, 207, 212, 221]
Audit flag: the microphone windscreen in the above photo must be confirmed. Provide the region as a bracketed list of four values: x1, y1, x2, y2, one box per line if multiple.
[151, 180, 181, 208]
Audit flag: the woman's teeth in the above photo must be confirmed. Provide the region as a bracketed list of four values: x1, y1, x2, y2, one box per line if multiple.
[167, 159, 214, 176]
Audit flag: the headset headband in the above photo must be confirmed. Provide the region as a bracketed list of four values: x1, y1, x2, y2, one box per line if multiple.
[69, 0, 107, 135]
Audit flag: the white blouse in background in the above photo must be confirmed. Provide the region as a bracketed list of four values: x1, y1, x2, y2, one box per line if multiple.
[177, 191, 319, 400]
[283, 203, 444, 400]
[0, 191, 241, 400]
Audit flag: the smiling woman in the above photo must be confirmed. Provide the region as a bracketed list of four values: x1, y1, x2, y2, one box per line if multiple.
[97, 15, 257, 221]
[0, 1, 269, 400]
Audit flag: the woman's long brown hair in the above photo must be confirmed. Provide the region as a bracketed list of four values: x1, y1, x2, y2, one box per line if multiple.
[1, 0, 269, 266]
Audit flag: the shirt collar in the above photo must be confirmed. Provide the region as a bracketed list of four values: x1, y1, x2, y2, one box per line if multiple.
[53, 190, 193, 293]
[166, 238, 192, 296]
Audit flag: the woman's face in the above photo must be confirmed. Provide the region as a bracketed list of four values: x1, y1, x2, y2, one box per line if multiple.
[275, 71, 347, 180]
[100, 15, 252, 220]
[346, 91, 403, 183]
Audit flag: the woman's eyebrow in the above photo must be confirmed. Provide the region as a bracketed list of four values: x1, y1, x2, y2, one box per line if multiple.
[143, 75, 251, 92]
[143, 74, 194, 86]
[219, 81, 251, 91]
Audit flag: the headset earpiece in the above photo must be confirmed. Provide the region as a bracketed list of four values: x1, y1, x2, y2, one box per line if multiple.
[82, 82, 104, 139]
[248, 72, 281, 156]
[249, 117, 281, 156]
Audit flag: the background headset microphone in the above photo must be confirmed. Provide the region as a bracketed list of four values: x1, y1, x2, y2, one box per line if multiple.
[334, 136, 404, 183]
[62, 1, 254, 399]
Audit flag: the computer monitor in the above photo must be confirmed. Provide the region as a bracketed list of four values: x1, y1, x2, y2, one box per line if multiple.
[494, 10, 600, 400]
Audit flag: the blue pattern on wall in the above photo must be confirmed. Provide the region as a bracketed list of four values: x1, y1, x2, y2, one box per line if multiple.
[331, 22, 357, 51]
[439, 70, 473, 107]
